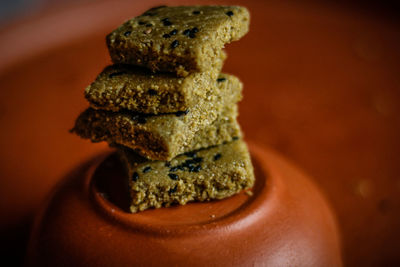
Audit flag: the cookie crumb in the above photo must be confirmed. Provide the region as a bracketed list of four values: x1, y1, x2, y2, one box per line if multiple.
[245, 190, 253, 196]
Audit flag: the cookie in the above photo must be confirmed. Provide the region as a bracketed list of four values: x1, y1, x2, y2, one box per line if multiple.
[72, 74, 242, 160]
[106, 5, 249, 76]
[118, 139, 254, 213]
[73, 103, 241, 161]
[85, 55, 226, 114]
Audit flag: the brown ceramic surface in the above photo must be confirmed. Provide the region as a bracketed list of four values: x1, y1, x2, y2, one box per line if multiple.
[0, 0, 399, 266]
[26, 144, 342, 266]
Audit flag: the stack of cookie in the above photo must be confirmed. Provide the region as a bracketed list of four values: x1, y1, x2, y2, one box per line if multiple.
[72, 5, 255, 213]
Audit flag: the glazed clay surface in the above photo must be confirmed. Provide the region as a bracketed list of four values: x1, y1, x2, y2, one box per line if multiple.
[26, 144, 342, 266]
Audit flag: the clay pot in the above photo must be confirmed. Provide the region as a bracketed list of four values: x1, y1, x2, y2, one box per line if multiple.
[26, 144, 342, 266]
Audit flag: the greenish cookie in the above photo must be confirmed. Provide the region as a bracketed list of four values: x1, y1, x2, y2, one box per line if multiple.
[85, 57, 226, 114]
[72, 74, 242, 160]
[107, 5, 249, 76]
[118, 139, 254, 213]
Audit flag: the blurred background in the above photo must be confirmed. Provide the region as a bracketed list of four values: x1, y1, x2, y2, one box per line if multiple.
[0, 0, 399, 266]
[1, 0, 400, 26]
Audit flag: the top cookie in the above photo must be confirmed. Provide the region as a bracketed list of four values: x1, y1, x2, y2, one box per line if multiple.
[106, 5, 250, 76]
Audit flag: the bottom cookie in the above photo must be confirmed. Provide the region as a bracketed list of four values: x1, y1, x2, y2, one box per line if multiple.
[118, 139, 255, 213]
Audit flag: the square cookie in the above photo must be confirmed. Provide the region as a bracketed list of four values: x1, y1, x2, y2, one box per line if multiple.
[119, 139, 255, 213]
[107, 5, 249, 76]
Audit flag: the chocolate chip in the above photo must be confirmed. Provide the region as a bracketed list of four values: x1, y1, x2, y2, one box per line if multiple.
[176, 110, 189, 116]
[184, 159, 202, 169]
[124, 31, 131, 37]
[193, 165, 201, 172]
[187, 163, 202, 172]
[170, 166, 179, 172]
[192, 10, 200, 15]
[162, 18, 172, 26]
[232, 136, 239, 140]
[193, 157, 203, 163]
[183, 159, 196, 166]
[143, 166, 151, 173]
[168, 173, 179, 180]
[132, 172, 139, 181]
[145, 23, 153, 27]
[185, 151, 197, 158]
[148, 89, 157, 95]
[109, 71, 126, 78]
[165, 162, 171, 167]
[183, 27, 198, 38]
[213, 153, 222, 161]
[163, 33, 171, 38]
[170, 40, 179, 48]
[138, 21, 146, 25]
[226, 11, 234, 17]
[169, 29, 178, 35]
[217, 77, 226, 82]
[169, 185, 178, 194]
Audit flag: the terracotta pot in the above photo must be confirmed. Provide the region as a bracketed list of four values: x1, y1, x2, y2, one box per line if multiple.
[26, 144, 342, 266]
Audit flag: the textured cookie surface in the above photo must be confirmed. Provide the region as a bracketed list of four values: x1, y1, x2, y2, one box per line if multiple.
[72, 74, 242, 160]
[118, 139, 254, 213]
[107, 5, 249, 76]
[85, 60, 226, 114]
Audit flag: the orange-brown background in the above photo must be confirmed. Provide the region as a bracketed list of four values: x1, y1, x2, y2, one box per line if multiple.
[0, 0, 399, 266]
